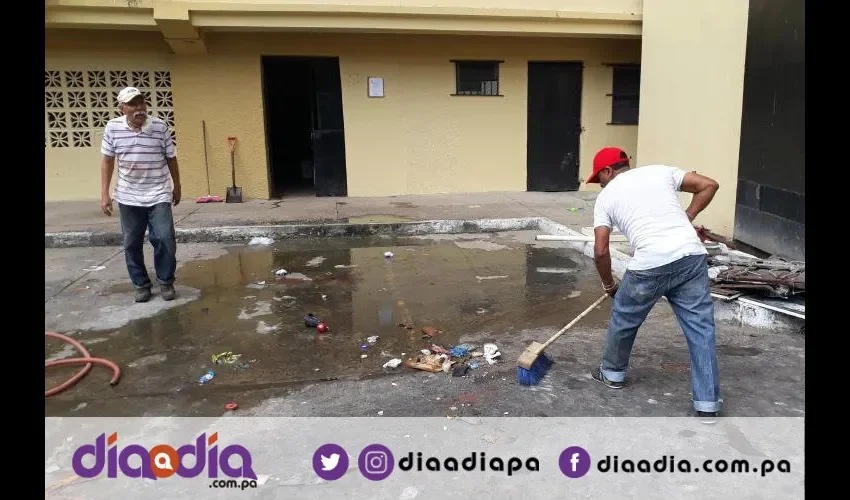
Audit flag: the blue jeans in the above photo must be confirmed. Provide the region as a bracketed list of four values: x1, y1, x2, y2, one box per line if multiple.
[118, 202, 177, 290]
[601, 254, 721, 413]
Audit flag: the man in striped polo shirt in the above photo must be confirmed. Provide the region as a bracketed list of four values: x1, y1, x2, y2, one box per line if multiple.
[100, 86, 182, 303]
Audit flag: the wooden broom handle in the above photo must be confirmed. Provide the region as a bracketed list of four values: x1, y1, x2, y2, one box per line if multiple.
[541, 294, 609, 350]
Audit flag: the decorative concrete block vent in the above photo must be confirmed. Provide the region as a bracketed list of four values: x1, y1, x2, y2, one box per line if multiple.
[45, 69, 176, 149]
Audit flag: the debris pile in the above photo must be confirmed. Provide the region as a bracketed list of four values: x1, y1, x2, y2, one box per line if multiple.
[400, 342, 501, 377]
[698, 226, 805, 318]
[708, 254, 805, 300]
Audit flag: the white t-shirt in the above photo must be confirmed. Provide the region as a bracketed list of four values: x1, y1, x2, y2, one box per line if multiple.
[593, 165, 707, 271]
[101, 116, 177, 207]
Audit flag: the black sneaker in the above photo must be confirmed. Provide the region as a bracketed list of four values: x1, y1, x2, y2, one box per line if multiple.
[697, 411, 718, 424]
[135, 287, 152, 303]
[161, 284, 176, 301]
[591, 367, 624, 389]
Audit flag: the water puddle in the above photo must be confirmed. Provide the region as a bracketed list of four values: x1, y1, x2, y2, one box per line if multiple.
[45, 232, 604, 416]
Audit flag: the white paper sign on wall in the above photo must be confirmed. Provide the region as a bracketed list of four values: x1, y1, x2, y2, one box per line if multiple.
[368, 77, 384, 98]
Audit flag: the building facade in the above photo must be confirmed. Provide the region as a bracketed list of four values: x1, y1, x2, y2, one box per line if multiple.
[46, 0, 756, 242]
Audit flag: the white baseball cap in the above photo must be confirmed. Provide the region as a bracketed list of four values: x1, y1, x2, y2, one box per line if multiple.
[116, 87, 144, 104]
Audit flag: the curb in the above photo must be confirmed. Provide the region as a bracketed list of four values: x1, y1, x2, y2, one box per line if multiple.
[45, 217, 546, 249]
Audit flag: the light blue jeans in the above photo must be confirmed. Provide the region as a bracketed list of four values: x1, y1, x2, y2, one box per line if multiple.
[601, 254, 722, 413]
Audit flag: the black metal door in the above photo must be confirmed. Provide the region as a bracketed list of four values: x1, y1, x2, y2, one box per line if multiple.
[310, 58, 348, 197]
[527, 62, 583, 191]
[733, 0, 805, 260]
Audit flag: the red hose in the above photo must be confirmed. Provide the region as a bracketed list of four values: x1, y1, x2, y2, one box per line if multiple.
[45, 331, 121, 397]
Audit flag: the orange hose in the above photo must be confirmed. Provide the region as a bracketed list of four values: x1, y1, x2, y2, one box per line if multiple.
[45, 331, 121, 397]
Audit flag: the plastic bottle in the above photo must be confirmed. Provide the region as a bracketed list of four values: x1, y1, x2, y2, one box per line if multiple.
[199, 369, 215, 384]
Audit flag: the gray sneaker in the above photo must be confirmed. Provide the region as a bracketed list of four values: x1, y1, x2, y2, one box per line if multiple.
[591, 367, 625, 389]
[161, 284, 176, 301]
[135, 287, 152, 303]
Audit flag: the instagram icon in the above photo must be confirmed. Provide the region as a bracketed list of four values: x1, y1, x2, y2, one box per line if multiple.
[358, 444, 394, 481]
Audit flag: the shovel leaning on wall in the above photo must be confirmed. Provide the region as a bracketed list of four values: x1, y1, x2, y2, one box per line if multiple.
[226, 136, 243, 203]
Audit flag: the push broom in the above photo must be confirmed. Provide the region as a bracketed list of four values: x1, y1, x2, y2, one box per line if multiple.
[196, 120, 223, 203]
[517, 293, 609, 385]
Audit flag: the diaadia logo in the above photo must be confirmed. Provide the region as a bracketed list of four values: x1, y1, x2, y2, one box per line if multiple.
[71, 432, 257, 481]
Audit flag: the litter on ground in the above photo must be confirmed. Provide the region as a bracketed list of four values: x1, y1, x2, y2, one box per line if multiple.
[476, 275, 508, 281]
[304, 313, 320, 327]
[198, 370, 215, 384]
[421, 326, 442, 338]
[212, 352, 242, 365]
[404, 353, 447, 373]
[282, 272, 312, 282]
[402, 342, 500, 376]
[383, 358, 403, 369]
[248, 237, 274, 246]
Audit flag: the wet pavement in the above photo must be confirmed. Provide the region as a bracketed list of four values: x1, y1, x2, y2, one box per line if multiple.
[45, 231, 805, 418]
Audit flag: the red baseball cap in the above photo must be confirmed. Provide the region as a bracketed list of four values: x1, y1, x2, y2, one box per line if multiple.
[587, 147, 630, 183]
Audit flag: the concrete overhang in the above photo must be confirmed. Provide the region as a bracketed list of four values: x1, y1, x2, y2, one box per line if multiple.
[45, 0, 158, 31]
[194, 9, 641, 38]
[46, 1, 642, 48]
[153, 1, 208, 54]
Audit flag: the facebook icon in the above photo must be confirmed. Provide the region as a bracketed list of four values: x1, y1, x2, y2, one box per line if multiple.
[559, 446, 591, 478]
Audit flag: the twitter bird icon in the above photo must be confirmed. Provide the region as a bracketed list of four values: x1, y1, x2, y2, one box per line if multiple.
[313, 444, 349, 481]
[321, 453, 341, 471]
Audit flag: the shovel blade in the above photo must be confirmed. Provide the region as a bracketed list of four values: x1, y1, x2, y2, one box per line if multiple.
[226, 187, 243, 203]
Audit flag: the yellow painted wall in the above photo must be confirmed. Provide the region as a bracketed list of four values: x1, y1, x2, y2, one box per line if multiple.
[44, 29, 639, 201]
[635, 0, 749, 237]
[45, 29, 173, 201]
[177, 0, 640, 9]
[172, 32, 640, 200]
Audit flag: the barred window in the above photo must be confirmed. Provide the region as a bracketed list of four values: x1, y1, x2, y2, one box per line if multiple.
[608, 64, 640, 125]
[452, 60, 502, 96]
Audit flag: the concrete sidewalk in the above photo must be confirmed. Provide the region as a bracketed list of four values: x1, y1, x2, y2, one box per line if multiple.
[45, 191, 597, 236]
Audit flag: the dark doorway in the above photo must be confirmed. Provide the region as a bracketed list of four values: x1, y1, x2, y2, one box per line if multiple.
[261, 56, 348, 198]
[526, 62, 583, 192]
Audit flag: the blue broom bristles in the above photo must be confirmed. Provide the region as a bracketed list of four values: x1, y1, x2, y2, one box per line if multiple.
[516, 352, 554, 386]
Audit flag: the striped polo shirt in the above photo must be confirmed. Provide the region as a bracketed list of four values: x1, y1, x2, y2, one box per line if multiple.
[101, 115, 177, 207]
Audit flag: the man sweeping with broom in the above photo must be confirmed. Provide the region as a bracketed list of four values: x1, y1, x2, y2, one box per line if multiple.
[586, 147, 722, 420]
